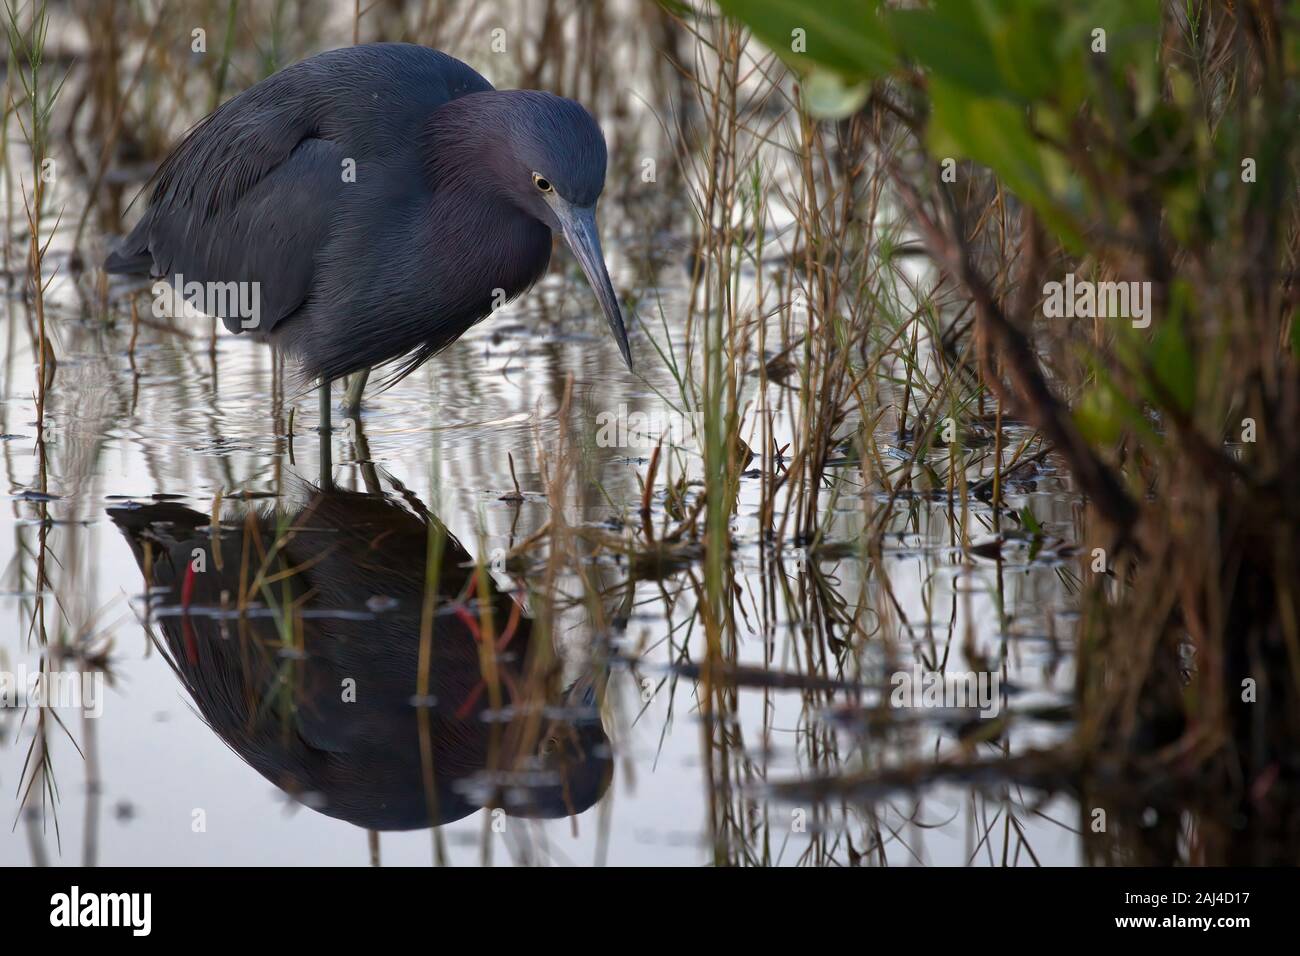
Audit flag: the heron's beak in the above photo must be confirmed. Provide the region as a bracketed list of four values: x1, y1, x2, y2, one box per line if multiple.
[559, 205, 632, 372]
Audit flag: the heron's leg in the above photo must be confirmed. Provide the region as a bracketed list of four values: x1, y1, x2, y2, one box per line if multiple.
[347, 406, 381, 494]
[342, 367, 370, 417]
[318, 378, 333, 488]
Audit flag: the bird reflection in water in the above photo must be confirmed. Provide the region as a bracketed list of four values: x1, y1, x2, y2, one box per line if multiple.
[108, 474, 612, 831]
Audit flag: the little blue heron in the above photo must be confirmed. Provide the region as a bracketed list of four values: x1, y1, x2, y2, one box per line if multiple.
[105, 42, 631, 425]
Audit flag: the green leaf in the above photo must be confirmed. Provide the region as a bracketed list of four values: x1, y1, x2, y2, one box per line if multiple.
[1075, 385, 1123, 446]
[978, 0, 1063, 102]
[888, 3, 1006, 98]
[802, 69, 870, 119]
[1079, 0, 1162, 62]
[927, 76, 1082, 247]
[1074, 365, 1159, 447]
[1147, 296, 1196, 414]
[1077, 0, 1163, 115]
[715, 0, 897, 78]
[1019, 505, 1043, 536]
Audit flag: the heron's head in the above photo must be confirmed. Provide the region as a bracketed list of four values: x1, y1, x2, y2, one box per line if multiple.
[493, 671, 614, 819]
[473, 90, 632, 371]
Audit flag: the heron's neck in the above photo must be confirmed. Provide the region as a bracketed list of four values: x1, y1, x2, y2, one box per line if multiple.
[426, 184, 552, 309]
[419, 97, 553, 307]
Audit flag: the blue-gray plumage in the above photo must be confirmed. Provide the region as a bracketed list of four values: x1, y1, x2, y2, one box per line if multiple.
[105, 43, 632, 392]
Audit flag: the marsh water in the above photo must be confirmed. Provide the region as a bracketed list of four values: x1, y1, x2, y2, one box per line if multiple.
[0, 14, 1087, 867]
[0, 226, 1085, 865]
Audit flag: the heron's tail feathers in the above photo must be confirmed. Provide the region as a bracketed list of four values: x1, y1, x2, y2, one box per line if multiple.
[104, 241, 154, 276]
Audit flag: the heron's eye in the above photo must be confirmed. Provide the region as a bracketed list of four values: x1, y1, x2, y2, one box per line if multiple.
[532, 173, 553, 194]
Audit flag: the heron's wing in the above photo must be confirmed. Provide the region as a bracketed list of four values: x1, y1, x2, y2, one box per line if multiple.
[106, 43, 494, 335]
[105, 65, 332, 334]
[145, 137, 344, 335]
